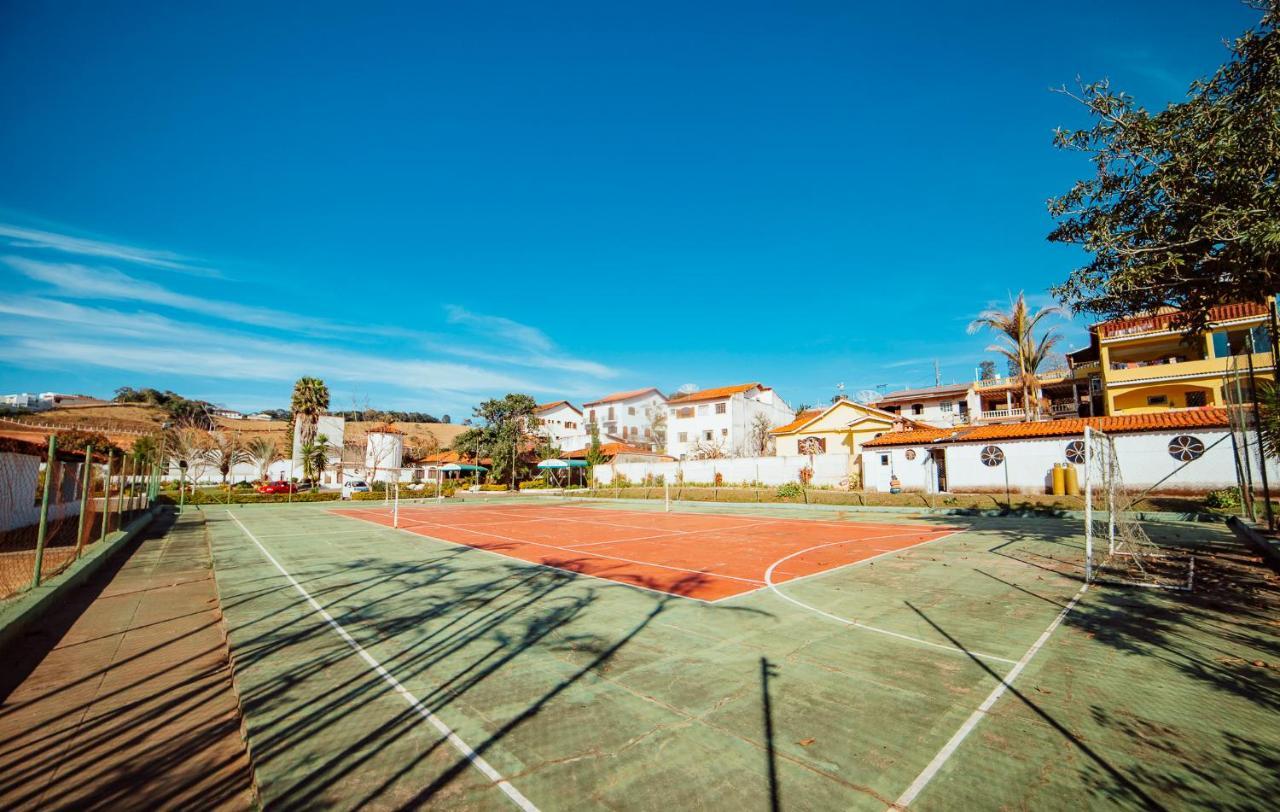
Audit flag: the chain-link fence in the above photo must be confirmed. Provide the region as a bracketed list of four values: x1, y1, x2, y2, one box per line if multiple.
[1222, 347, 1276, 527]
[0, 437, 156, 601]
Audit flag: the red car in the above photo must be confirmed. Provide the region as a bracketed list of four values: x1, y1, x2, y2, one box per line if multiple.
[257, 481, 298, 494]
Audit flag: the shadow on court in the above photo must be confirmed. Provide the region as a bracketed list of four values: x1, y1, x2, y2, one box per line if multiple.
[207, 509, 776, 809]
[0, 509, 256, 811]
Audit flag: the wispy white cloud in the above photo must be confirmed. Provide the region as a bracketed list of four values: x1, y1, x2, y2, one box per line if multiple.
[442, 305, 619, 379]
[4, 256, 358, 336]
[0, 223, 219, 277]
[0, 297, 548, 396]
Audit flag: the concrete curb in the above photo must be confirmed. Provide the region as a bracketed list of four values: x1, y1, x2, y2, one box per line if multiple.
[1227, 516, 1280, 573]
[0, 506, 160, 655]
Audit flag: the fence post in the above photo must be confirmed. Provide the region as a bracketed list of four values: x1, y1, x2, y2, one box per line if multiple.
[31, 434, 58, 589]
[100, 450, 114, 544]
[74, 444, 94, 558]
[118, 456, 131, 526]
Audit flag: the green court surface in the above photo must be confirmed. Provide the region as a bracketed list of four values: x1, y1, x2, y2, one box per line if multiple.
[200, 499, 1280, 810]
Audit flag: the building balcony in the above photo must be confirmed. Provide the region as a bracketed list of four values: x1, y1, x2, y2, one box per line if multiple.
[979, 407, 1026, 421]
[1104, 352, 1272, 384]
[973, 367, 1072, 390]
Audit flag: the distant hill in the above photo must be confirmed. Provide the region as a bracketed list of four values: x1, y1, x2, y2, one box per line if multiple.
[0, 403, 469, 453]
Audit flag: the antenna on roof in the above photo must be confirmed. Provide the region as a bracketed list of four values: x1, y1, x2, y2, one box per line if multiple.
[934, 360, 941, 387]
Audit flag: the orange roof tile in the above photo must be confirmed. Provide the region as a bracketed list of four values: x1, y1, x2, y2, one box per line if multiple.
[534, 400, 579, 413]
[1097, 302, 1268, 338]
[582, 388, 663, 407]
[770, 409, 824, 435]
[667, 383, 760, 404]
[562, 442, 669, 460]
[862, 408, 1230, 448]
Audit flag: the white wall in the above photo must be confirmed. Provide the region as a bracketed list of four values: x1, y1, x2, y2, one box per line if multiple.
[863, 428, 1276, 495]
[533, 404, 585, 442]
[590, 453, 853, 487]
[0, 453, 94, 532]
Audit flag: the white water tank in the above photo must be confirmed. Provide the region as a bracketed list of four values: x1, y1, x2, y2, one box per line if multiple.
[365, 429, 405, 478]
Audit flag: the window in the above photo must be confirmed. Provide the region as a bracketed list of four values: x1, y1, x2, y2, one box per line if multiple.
[1212, 325, 1271, 357]
[941, 401, 953, 413]
[980, 445, 1005, 467]
[703, 430, 713, 441]
[608, 407, 615, 420]
[1168, 435, 1205, 461]
[880, 454, 890, 466]
[958, 401, 969, 415]
[698, 404, 709, 416]
[884, 406, 900, 415]
[1186, 391, 1207, 407]
[911, 404, 924, 415]
[628, 406, 636, 416]
[678, 432, 688, 442]
[715, 402, 726, 415]
[1146, 394, 1169, 406]
[676, 406, 695, 419]
[904, 449, 917, 460]
[644, 427, 652, 438]
[589, 409, 596, 422]
[721, 428, 728, 437]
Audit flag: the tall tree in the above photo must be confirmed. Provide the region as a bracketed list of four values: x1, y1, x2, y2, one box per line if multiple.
[246, 436, 281, 483]
[474, 394, 538, 488]
[290, 377, 330, 450]
[968, 293, 1062, 421]
[978, 360, 997, 381]
[1048, 1, 1280, 332]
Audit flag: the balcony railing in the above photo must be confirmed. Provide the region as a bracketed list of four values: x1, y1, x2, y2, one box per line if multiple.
[1050, 402, 1078, 415]
[980, 407, 1026, 420]
[974, 368, 1072, 389]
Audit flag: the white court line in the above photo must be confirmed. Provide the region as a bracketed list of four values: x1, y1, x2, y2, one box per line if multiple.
[890, 582, 1089, 809]
[540, 502, 963, 533]
[567, 520, 780, 549]
[347, 508, 767, 586]
[225, 512, 539, 812]
[763, 531, 1018, 665]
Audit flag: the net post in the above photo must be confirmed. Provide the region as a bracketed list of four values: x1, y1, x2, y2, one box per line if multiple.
[100, 450, 114, 543]
[74, 444, 94, 559]
[1083, 426, 1093, 583]
[1106, 442, 1117, 555]
[664, 480, 670, 512]
[393, 480, 400, 528]
[31, 434, 58, 589]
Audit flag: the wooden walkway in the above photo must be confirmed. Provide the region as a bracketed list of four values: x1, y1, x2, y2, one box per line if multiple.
[0, 511, 255, 810]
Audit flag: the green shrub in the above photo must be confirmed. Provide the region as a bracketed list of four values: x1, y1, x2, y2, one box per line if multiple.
[775, 482, 804, 499]
[1205, 487, 1241, 511]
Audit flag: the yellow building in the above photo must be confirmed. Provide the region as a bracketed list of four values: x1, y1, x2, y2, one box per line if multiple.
[770, 399, 916, 486]
[1067, 301, 1275, 416]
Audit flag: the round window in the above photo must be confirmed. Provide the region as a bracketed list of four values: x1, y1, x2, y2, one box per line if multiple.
[1065, 440, 1085, 464]
[1168, 435, 1205, 462]
[980, 445, 1004, 467]
[905, 449, 917, 461]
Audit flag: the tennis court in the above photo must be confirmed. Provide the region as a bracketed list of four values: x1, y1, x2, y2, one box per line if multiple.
[202, 498, 1280, 810]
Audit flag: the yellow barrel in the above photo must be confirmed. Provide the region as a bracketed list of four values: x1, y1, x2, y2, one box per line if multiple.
[1051, 463, 1066, 496]
[1064, 464, 1080, 496]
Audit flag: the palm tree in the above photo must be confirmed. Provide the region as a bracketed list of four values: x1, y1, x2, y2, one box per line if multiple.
[300, 433, 333, 484]
[968, 292, 1062, 421]
[246, 436, 281, 483]
[214, 433, 250, 485]
[290, 376, 330, 451]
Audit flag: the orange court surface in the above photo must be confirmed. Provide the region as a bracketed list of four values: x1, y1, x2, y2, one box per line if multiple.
[333, 502, 960, 601]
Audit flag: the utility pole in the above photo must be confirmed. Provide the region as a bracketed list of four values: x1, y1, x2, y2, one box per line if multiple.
[934, 360, 941, 387]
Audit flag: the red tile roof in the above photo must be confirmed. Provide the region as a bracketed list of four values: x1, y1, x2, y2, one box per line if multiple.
[534, 400, 579, 413]
[1097, 302, 1268, 338]
[862, 408, 1231, 448]
[667, 383, 760, 404]
[770, 409, 824, 435]
[582, 388, 663, 407]
[562, 442, 670, 460]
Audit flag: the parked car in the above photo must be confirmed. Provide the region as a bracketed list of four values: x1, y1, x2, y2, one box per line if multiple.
[341, 480, 371, 499]
[257, 481, 298, 494]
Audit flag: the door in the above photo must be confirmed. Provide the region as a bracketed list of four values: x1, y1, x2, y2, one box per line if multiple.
[930, 448, 947, 492]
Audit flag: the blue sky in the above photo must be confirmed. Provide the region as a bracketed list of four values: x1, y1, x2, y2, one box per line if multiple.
[0, 1, 1261, 416]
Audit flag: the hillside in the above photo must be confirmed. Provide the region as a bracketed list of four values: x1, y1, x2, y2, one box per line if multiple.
[0, 404, 469, 454]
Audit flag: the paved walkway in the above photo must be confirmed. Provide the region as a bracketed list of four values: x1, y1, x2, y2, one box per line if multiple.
[0, 511, 256, 810]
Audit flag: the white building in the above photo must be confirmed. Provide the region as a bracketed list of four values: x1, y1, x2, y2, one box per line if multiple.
[665, 383, 795, 459]
[874, 383, 977, 427]
[212, 408, 244, 420]
[583, 388, 668, 451]
[860, 409, 1264, 494]
[291, 414, 346, 486]
[530, 401, 586, 448]
[2, 393, 43, 409]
